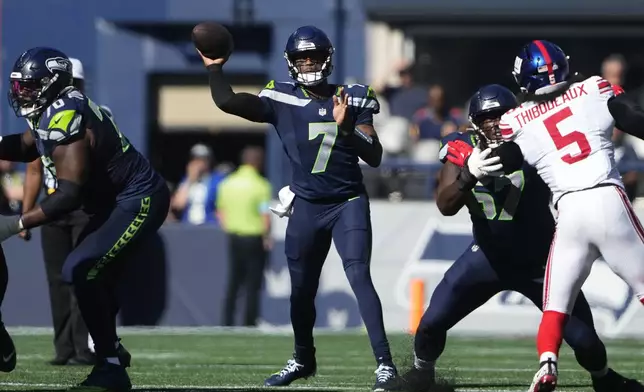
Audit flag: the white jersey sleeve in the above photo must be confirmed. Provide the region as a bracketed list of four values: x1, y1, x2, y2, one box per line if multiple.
[499, 76, 622, 205]
[499, 107, 523, 142]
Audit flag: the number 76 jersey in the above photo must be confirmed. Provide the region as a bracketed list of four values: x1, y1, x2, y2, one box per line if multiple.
[499, 75, 623, 205]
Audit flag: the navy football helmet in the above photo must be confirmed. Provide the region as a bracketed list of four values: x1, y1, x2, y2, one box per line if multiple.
[8, 47, 73, 118]
[284, 26, 334, 86]
[513, 40, 569, 94]
[468, 84, 518, 147]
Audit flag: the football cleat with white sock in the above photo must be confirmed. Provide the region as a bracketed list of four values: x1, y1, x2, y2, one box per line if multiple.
[529, 359, 558, 392]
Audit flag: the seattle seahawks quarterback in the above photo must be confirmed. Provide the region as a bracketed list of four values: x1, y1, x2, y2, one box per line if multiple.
[402, 84, 640, 392]
[0, 47, 169, 391]
[198, 26, 399, 391]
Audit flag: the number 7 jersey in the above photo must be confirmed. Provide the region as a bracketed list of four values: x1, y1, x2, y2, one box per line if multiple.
[258, 81, 379, 201]
[499, 76, 623, 205]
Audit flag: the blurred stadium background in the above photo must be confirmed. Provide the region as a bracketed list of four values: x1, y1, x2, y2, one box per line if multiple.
[1, 0, 644, 390]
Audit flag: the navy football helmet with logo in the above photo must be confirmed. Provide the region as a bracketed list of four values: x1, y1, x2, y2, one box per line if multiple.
[8, 47, 73, 118]
[512, 40, 569, 94]
[468, 84, 518, 147]
[284, 25, 334, 86]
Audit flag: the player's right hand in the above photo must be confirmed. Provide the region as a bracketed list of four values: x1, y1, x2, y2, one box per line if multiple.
[466, 146, 503, 179]
[18, 230, 31, 242]
[445, 140, 473, 167]
[196, 49, 227, 67]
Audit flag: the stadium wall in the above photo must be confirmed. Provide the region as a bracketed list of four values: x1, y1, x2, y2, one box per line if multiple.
[1, 0, 367, 157]
[2, 202, 643, 338]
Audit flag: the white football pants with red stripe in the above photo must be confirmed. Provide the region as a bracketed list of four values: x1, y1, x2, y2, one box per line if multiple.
[539, 184, 644, 359]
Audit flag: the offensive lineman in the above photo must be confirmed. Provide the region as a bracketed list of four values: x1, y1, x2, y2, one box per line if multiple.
[0, 47, 169, 391]
[402, 84, 638, 392]
[199, 26, 399, 391]
[500, 40, 644, 392]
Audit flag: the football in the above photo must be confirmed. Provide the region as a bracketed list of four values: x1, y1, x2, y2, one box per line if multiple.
[191, 22, 234, 60]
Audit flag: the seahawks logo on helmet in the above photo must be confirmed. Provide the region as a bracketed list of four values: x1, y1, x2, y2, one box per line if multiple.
[45, 57, 72, 74]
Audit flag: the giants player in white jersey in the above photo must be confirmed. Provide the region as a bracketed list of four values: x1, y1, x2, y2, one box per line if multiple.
[499, 40, 644, 392]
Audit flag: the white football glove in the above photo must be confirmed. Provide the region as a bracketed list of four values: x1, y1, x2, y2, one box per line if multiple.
[466, 146, 504, 179]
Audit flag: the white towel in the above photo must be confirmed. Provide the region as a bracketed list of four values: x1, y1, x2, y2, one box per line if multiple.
[269, 186, 295, 218]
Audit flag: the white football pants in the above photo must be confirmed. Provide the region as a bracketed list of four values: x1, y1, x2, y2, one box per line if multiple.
[544, 185, 644, 314]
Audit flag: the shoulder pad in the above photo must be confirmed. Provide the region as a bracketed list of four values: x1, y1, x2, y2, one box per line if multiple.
[438, 131, 476, 163]
[342, 84, 380, 113]
[582, 75, 613, 96]
[261, 80, 297, 94]
[258, 80, 310, 107]
[37, 94, 85, 143]
[439, 131, 475, 149]
[499, 111, 520, 141]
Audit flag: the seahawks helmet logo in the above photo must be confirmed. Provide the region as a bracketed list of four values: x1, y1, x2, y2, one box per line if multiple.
[45, 57, 72, 74]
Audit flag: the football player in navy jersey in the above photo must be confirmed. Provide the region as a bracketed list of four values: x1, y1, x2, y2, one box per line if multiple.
[0, 47, 170, 391]
[199, 25, 399, 391]
[402, 84, 639, 392]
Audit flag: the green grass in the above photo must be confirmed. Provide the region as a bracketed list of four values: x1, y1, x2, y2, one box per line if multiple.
[0, 328, 642, 391]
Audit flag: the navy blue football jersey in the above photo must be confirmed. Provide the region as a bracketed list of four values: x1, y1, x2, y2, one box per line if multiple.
[439, 131, 555, 262]
[258, 81, 379, 201]
[31, 89, 165, 212]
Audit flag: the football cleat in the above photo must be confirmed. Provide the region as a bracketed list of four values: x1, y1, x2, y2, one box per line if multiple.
[374, 363, 401, 392]
[69, 361, 132, 392]
[116, 339, 131, 368]
[592, 368, 644, 392]
[401, 366, 435, 392]
[529, 359, 558, 392]
[264, 357, 316, 386]
[0, 323, 16, 373]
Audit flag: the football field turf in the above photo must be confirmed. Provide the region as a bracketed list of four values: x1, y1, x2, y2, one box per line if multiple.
[0, 328, 642, 391]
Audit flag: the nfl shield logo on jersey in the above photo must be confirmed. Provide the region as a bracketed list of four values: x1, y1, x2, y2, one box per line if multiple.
[319, 108, 326, 116]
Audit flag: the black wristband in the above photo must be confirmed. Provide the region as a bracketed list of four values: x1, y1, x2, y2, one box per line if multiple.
[456, 163, 477, 191]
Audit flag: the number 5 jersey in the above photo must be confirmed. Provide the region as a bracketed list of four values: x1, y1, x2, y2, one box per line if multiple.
[499, 76, 622, 206]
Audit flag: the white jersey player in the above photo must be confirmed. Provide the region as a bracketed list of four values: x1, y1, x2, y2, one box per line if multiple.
[501, 40, 644, 392]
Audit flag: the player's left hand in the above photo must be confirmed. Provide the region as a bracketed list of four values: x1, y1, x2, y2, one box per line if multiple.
[0, 215, 22, 243]
[333, 88, 353, 134]
[445, 140, 473, 167]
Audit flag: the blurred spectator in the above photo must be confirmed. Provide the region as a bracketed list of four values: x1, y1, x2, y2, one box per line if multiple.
[601, 54, 626, 86]
[0, 160, 23, 215]
[410, 85, 462, 163]
[217, 146, 272, 326]
[613, 127, 640, 201]
[375, 62, 427, 121]
[170, 144, 225, 225]
[215, 162, 235, 176]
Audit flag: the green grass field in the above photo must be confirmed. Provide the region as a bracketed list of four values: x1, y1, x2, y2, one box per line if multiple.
[0, 328, 642, 391]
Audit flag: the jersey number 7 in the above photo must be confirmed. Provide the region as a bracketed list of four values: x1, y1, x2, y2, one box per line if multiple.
[543, 107, 591, 164]
[309, 122, 338, 173]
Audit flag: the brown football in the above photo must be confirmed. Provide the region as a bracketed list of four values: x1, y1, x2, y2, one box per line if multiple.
[191, 22, 234, 60]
